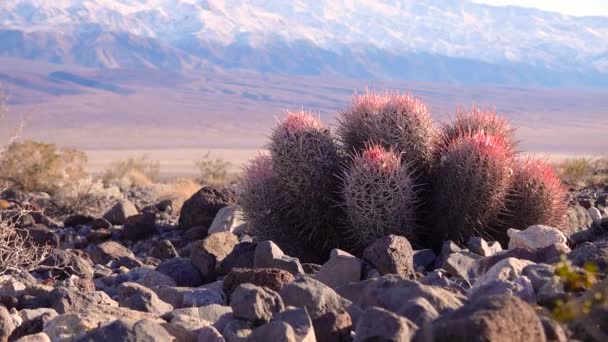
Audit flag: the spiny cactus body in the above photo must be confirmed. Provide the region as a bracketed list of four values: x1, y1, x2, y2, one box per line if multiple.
[337, 92, 436, 176]
[341, 145, 418, 250]
[265, 111, 344, 261]
[503, 158, 568, 232]
[437, 106, 514, 156]
[431, 132, 514, 245]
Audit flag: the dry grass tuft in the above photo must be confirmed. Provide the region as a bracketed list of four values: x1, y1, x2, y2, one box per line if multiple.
[554, 157, 608, 187]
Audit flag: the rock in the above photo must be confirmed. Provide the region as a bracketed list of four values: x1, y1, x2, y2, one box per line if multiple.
[314, 249, 362, 288]
[86, 229, 112, 244]
[40, 249, 94, 280]
[191, 232, 240, 281]
[223, 268, 295, 297]
[75, 318, 172, 342]
[396, 297, 439, 327]
[362, 235, 414, 278]
[117, 282, 173, 315]
[254, 241, 304, 275]
[279, 276, 352, 341]
[467, 236, 503, 257]
[43, 314, 96, 341]
[0, 305, 15, 342]
[63, 214, 94, 228]
[248, 321, 297, 342]
[198, 326, 225, 342]
[102, 200, 139, 226]
[477, 246, 564, 274]
[18, 226, 58, 247]
[472, 257, 534, 290]
[49, 287, 118, 314]
[564, 205, 593, 236]
[355, 307, 417, 342]
[356, 275, 465, 314]
[88, 241, 136, 265]
[540, 316, 567, 342]
[122, 213, 157, 241]
[208, 207, 246, 235]
[115, 267, 177, 288]
[416, 295, 546, 342]
[230, 284, 284, 324]
[568, 241, 608, 271]
[164, 304, 233, 332]
[413, 249, 436, 271]
[508, 225, 570, 252]
[156, 257, 203, 287]
[272, 307, 316, 342]
[91, 218, 112, 230]
[151, 240, 179, 260]
[184, 226, 209, 241]
[588, 207, 603, 225]
[9, 311, 54, 341]
[19, 309, 58, 322]
[163, 313, 211, 341]
[220, 319, 251, 341]
[179, 187, 236, 231]
[469, 276, 536, 303]
[522, 264, 562, 297]
[183, 288, 226, 307]
[443, 251, 482, 282]
[313, 310, 352, 342]
[219, 243, 256, 274]
[14, 332, 50, 342]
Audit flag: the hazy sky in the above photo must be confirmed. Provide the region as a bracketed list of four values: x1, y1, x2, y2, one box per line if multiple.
[473, 0, 608, 16]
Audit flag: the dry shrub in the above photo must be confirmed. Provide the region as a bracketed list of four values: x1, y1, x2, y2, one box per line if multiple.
[0, 210, 51, 274]
[103, 155, 160, 188]
[0, 140, 88, 193]
[195, 152, 234, 186]
[555, 157, 608, 187]
[155, 178, 200, 212]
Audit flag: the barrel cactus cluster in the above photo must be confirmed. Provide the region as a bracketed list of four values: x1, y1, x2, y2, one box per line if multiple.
[240, 92, 568, 261]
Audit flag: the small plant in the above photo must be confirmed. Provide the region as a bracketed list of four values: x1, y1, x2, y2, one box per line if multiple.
[195, 152, 232, 186]
[0, 140, 88, 193]
[502, 158, 567, 232]
[0, 209, 51, 274]
[337, 91, 436, 176]
[102, 155, 160, 188]
[341, 145, 418, 249]
[430, 132, 514, 245]
[557, 158, 590, 186]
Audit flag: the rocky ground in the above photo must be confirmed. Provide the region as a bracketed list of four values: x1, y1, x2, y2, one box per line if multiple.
[0, 184, 607, 342]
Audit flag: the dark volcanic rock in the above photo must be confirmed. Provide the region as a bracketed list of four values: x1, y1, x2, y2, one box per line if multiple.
[155, 257, 203, 287]
[178, 186, 236, 231]
[122, 213, 157, 241]
[223, 268, 295, 297]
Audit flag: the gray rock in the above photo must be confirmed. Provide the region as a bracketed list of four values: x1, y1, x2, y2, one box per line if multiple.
[220, 242, 256, 274]
[183, 288, 226, 307]
[14, 332, 50, 342]
[314, 249, 361, 288]
[415, 295, 546, 342]
[507, 225, 569, 252]
[208, 206, 247, 235]
[75, 319, 172, 342]
[468, 276, 535, 303]
[191, 232, 240, 281]
[396, 297, 439, 327]
[231, 284, 284, 324]
[248, 321, 297, 342]
[0, 305, 15, 342]
[355, 307, 417, 342]
[467, 236, 502, 257]
[223, 268, 295, 297]
[151, 240, 179, 260]
[156, 257, 203, 287]
[413, 249, 436, 271]
[588, 207, 602, 225]
[115, 267, 177, 288]
[438, 241, 461, 266]
[356, 275, 465, 314]
[272, 307, 316, 342]
[362, 235, 414, 278]
[472, 257, 534, 290]
[198, 326, 226, 342]
[165, 304, 233, 332]
[88, 241, 136, 265]
[222, 319, 252, 342]
[564, 205, 593, 237]
[117, 282, 173, 315]
[568, 241, 608, 271]
[254, 241, 304, 275]
[103, 200, 139, 226]
[443, 251, 482, 282]
[540, 316, 567, 342]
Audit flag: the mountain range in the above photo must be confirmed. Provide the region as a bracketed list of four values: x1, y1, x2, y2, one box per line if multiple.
[1, 0, 607, 87]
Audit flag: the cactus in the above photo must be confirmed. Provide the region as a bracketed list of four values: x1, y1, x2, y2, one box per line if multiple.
[430, 132, 514, 245]
[437, 106, 514, 156]
[266, 111, 344, 261]
[337, 91, 436, 176]
[341, 145, 418, 250]
[502, 158, 568, 232]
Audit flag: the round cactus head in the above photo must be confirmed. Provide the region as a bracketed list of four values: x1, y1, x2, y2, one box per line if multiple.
[278, 111, 323, 135]
[432, 131, 514, 245]
[502, 157, 568, 233]
[360, 144, 401, 174]
[438, 106, 514, 156]
[337, 91, 435, 175]
[242, 153, 273, 186]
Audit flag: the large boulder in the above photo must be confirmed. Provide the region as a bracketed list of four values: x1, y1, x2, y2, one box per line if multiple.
[156, 257, 203, 287]
[122, 213, 157, 241]
[88, 241, 136, 265]
[230, 284, 284, 324]
[355, 307, 417, 342]
[191, 232, 239, 281]
[102, 200, 139, 226]
[415, 295, 546, 342]
[314, 249, 362, 288]
[178, 187, 236, 231]
[75, 318, 172, 342]
[254, 241, 304, 275]
[117, 282, 173, 315]
[507, 225, 569, 252]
